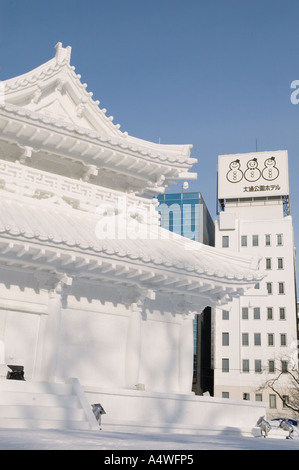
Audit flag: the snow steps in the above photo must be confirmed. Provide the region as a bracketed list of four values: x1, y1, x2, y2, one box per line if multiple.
[0, 378, 99, 430]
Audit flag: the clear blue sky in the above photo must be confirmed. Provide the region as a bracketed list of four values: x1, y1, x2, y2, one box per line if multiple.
[1, 0, 299, 268]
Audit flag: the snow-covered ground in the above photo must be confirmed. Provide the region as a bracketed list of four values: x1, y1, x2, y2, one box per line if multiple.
[0, 428, 298, 450]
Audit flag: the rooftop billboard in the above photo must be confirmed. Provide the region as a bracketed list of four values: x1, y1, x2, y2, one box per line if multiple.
[217, 150, 289, 200]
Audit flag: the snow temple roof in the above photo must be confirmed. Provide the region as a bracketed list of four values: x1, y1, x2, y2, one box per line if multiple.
[0, 43, 197, 196]
[0, 193, 263, 308]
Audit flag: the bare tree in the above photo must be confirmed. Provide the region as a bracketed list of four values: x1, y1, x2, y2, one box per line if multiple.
[258, 367, 299, 417]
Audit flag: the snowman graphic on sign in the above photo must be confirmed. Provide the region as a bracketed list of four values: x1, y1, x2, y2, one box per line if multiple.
[226, 159, 243, 183]
[262, 156, 279, 181]
[244, 157, 261, 182]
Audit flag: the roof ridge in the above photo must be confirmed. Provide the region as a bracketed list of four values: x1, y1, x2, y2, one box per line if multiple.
[0, 102, 195, 168]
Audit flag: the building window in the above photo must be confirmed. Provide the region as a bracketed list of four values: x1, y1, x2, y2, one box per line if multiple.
[282, 395, 289, 408]
[266, 258, 272, 270]
[222, 358, 229, 372]
[222, 392, 229, 399]
[268, 333, 274, 346]
[277, 234, 283, 246]
[278, 282, 285, 294]
[222, 332, 229, 346]
[222, 310, 229, 320]
[280, 334, 287, 346]
[277, 258, 284, 269]
[266, 282, 272, 294]
[255, 393, 263, 402]
[268, 360, 275, 373]
[222, 236, 229, 248]
[265, 234, 271, 246]
[254, 307, 260, 319]
[254, 333, 261, 346]
[241, 235, 247, 247]
[281, 360, 288, 373]
[279, 307, 286, 320]
[267, 307, 273, 320]
[242, 333, 249, 346]
[242, 307, 248, 320]
[252, 234, 259, 246]
[269, 394, 277, 409]
[242, 359, 249, 373]
[255, 360, 262, 373]
[243, 393, 250, 400]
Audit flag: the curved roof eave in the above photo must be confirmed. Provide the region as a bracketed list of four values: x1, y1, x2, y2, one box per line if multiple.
[2, 43, 197, 172]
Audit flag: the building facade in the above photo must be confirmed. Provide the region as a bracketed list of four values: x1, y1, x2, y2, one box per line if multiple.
[214, 150, 298, 419]
[157, 191, 214, 395]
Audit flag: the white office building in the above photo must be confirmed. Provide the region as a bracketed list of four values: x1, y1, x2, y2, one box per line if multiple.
[214, 150, 298, 419]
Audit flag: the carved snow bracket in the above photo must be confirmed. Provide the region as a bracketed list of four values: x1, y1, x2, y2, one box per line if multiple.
[176, 294, 204, 318]
[76, 98, 88, 118]
[123, 288, 156, 311]
[55, 64, 68, 94]
[19, 146, 32, 165]
[34, 271, 72, 297]
[82, 164, 98, 182]
[50, 273, 72, 297]
[32, 86, 42, 104]
[56, 75, 67, 94]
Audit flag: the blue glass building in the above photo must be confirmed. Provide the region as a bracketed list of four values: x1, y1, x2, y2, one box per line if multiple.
[157, 191, 214, 246]
[157, 192, 215, 395]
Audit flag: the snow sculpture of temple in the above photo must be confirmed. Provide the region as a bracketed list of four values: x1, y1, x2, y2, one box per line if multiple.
[0, 44, 263, 404]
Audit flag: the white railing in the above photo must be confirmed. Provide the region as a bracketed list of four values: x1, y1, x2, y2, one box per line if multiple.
[0, 159, 158, 220]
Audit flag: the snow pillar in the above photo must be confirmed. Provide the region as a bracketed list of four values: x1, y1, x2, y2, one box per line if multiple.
[40, 275, 72, 381]
[0, 340, 5, 364]
[125, 302, 142, 388]
[41, 291, 62, 381]
[179, 313, 195, 393]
